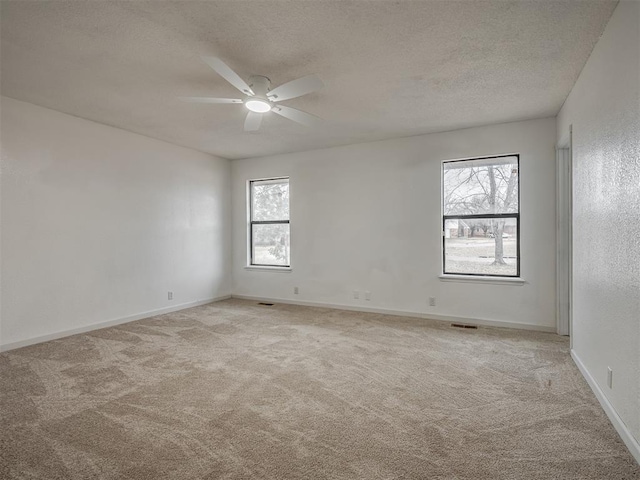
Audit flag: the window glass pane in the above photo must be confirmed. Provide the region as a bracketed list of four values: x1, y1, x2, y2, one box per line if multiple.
[444, 217, 518, 276]
[252, 223, 290, 266]
[443, 157, 518, 215]
[251, 179, 289, 221]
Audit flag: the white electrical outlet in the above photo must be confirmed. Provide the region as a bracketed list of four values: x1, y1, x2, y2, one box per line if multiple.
[168, 291, 173, 300]
[607, 367, 613, 388]
[365, 291, 371, 301]
[353, 291, 359, 299]
[429, 297, 436, 307]
[294, 286, 299, 295]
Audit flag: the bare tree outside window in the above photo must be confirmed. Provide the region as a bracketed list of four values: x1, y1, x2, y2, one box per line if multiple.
[250, 178, 290, 266]
[443, 155, 519, 276]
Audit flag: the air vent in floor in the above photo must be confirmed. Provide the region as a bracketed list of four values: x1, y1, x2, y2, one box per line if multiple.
[451, 323, 478, 329]
[258, 302, 274, 306]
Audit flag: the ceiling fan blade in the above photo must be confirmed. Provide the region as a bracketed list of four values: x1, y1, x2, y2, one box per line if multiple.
[267, 75, 324, 101]
[244, 111, 263, 132]
[273, 105, 322, 127]
[179, 97, 242, 104]
[201, 56, 254, 96]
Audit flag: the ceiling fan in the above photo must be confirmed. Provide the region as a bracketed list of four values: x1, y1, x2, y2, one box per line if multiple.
[180, 57, 324, 132]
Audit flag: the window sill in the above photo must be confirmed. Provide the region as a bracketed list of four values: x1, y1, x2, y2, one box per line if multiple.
[244, 266, 292, 273]
[439, 274, 525, 285]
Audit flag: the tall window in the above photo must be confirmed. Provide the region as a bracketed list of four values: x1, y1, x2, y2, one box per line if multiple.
[249, 177, 290, 267]
[442, 155, 520, 277]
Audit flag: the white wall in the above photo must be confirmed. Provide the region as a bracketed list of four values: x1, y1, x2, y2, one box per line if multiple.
[0, 97, 231, 349]
[232, 117, 557, 330]
[557, 0, 640, 455]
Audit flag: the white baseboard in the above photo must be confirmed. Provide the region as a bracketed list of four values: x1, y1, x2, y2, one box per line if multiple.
[571, 350, 640, 465]
[231, 295, 555, 333]
[0, 295, 232, 352]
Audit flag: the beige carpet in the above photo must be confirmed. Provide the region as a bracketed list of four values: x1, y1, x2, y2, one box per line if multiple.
[1, 299, 638, 479]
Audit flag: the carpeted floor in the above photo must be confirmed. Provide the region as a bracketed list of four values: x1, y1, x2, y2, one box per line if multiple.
[1, 299, 638, 479]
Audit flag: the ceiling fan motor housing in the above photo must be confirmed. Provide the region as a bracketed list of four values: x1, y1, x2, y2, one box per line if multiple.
[248, 75, 271, 99]
[244, 75, 273, 112]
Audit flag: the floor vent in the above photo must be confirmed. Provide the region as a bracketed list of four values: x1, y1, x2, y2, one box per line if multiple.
[451, 323, 478, 329]
[258, 302, 274, 306]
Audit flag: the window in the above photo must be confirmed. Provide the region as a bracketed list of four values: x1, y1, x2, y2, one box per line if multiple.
[249, 177, 290, 267]
[442, 155, 520, 277]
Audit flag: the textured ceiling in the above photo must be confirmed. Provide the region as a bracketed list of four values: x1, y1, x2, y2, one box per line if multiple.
[1, 1, 617, 160]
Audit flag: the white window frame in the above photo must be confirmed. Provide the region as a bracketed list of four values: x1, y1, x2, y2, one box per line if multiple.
[248, 177, 291, 269]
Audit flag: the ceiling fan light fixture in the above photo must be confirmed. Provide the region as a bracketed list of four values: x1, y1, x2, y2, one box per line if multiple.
[245, 99, 272, 113]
